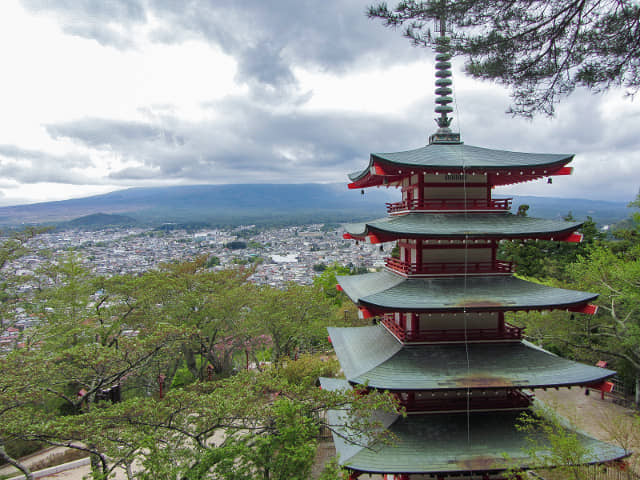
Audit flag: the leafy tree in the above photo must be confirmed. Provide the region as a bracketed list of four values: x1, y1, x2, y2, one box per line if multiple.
[225, 240, 247, 250]
[368, 0, 640, 116]
[610, 191, 640, 257]
[317, 458, 350, 480]
[516, 204, 530, 217]
[0, 244, 399, 480]
[249, 283, 333, 362]
[0, 257, 181, 478]
[499, 214, 603, 280]
[0, 227, 49, 478]
[504, 410, 592, 480]
[566, 245, 640, 404]
[144, 259, 257, 381]
[248, 255, 264, 264]
[313, 263, 353, 304]
[9, 360, 394, 480]
[204, 255, 220, 268]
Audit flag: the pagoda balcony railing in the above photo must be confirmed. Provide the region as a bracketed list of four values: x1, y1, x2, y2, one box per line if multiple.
[381, 315, 524, 342]
[386, 198, 512, 214]
[385, 257, 514, 276]
[400, 390, 532, 413]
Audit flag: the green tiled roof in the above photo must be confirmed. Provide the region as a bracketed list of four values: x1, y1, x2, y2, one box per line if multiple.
[349, 143, 572, 182]
[328, 326, 615, 390]
[319, 379, 627, 475]
[337, 271, 597, 312]
[343, 212, 581, 239]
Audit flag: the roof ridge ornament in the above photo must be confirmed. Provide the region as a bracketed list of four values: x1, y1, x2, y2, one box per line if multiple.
[429, 10, 462, 145]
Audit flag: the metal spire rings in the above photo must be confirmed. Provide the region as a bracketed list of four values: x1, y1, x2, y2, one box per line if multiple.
[434, 35, 453, 130]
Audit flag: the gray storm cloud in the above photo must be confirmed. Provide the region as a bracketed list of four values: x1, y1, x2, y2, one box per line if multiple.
[13, 0, 640, 202]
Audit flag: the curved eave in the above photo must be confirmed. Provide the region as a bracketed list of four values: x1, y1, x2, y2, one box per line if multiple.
[348, 144, 573, 189]
[328, 326, 614, 391]
[321, 395, 628, 475]
[337, 272, 597, 314]
[344, 213, 583, 243]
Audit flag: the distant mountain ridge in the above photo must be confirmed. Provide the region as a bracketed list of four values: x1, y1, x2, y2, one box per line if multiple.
[0, 184, 630, 228]
[66, 213, 138, 228]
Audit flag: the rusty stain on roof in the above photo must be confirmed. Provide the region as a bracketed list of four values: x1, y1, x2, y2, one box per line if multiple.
[454, 299, 506, 308]
[457, 455, 500, 471]
[455, 374, 515, 388]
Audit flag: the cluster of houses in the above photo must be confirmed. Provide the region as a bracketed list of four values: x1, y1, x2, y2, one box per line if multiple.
[0, 223, 385, 352]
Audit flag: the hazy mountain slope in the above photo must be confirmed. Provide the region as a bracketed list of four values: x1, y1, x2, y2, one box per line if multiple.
[505, 195, 630, 225]
[0, 184, 630, 227]
[0, 184, 395, 226]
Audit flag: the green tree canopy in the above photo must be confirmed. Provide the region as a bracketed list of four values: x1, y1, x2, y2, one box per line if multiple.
[0, 255, 396, 479]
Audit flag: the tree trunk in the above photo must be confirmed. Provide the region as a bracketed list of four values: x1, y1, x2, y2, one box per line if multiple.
[163, 352, 184, 391]
[183, 344, 200, 380]
[635, 373, 640, 406]
[0, 443, 34, 480]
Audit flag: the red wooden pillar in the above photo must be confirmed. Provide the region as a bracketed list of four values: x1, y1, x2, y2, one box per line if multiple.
[498, 312, 505, 332]
[417, 171, 424, 207]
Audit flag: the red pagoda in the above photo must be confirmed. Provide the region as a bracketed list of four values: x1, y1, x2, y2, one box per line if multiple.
[320, 27, 627, 480]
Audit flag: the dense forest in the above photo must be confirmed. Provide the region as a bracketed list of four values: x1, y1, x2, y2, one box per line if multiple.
[0, 194, 639, 479]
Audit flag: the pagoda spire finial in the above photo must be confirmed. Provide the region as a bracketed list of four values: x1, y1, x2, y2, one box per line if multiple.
[429, 6, 461, 145]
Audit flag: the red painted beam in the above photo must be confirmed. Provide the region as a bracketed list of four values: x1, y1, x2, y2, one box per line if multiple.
[568, 304, 598, 315]
[373, 163, 387, 176]
[553, 166, 573, 176]
[563, 232, 583, 243]
[343, 233, 354, 240]
[366, 234, 382, 244]
[359, 307, 375, 319]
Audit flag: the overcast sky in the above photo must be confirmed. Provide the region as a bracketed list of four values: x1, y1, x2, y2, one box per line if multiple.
[0, 0, 638, 207]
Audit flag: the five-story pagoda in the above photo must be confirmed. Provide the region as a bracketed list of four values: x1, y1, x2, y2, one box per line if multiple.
[320, 24, 628, 480]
